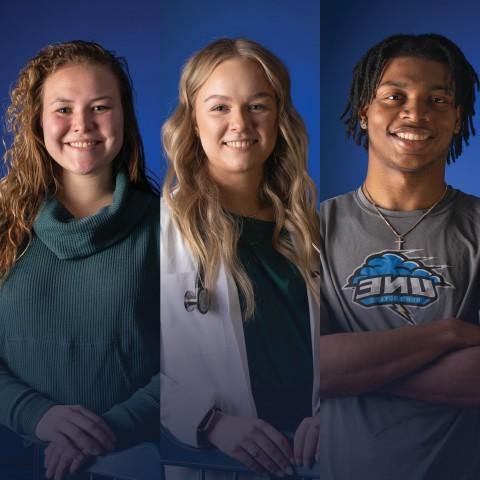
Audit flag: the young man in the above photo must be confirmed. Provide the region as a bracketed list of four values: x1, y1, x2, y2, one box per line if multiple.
[320, 34, 480, 480]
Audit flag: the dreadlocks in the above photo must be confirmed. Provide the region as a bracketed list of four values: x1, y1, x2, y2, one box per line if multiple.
[342, 33, 479, 163]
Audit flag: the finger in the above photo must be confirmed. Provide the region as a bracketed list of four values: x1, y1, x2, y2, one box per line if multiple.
[54, 451, 73, 480]
[251, 431, 294, 476]
[71, 406, 117, 445]
[231, 446, 265, 475]
[63, 409, 115, 450]
[45, 445, 62, 479]
[294, 419, 309, 466]
[257, 420, 294, 466]
[69, 451, 87, 475]
[243, 439, 287, 476]
[44, 444, 53, 469]
[58, 419, 105, 455]
[302, 424, 320, 468]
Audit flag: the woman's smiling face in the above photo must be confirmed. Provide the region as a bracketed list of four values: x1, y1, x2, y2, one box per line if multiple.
[194, 57, 278, 183]
[41, 62, 124, 180]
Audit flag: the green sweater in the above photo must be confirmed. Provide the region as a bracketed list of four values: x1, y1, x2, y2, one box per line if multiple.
[0, 170, 159, 447]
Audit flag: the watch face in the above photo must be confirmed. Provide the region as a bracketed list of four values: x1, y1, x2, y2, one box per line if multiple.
[198, 288, 210, 314]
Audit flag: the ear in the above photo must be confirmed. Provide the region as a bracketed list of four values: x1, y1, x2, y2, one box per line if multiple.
[454, 105, 461, 134]
[358, 106, 368, 130]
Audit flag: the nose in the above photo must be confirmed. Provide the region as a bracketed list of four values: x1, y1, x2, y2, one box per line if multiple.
[400, 97, 430, 123]
[72, 109, 94, 133]
[229, 107, 251, 132]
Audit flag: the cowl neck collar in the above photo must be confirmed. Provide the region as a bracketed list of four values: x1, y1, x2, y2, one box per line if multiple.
[34, 170, 152, 259]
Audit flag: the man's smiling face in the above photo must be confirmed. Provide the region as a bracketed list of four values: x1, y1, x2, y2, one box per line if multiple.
[361, 56, 460, 174]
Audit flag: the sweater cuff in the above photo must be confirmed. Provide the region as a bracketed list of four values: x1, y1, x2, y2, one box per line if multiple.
[16, 394, 57, 440]
[102, 377, 160, 449]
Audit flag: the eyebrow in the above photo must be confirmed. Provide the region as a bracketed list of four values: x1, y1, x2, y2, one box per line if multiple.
[378, 80, 453, 93]
[49, 95, 114, 105]
[203, 91, 274, 103]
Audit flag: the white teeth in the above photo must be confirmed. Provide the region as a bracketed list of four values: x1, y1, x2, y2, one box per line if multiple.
[395, 132, 430, 141]
[69, 141, 97, 148]
[224, 140, 256, 149]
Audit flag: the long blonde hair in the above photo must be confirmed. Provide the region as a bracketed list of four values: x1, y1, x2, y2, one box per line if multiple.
[162, 38, 319, 319]
[0, 40, 156, 281]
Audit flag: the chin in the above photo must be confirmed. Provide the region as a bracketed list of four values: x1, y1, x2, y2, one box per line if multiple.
[64, 161, 112, 177]
[387, 154, 446, 174]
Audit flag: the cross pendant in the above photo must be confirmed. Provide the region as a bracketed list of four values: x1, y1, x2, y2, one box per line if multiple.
[395, 237, 405, 250]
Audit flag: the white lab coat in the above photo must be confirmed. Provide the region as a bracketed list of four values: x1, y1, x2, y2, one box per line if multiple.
[160, 198, 320, 447]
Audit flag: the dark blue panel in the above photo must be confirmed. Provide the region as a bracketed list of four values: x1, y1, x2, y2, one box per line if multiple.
[321, 0, 480, 200]
[158, 0, 320, 191]
[0, 0, 162, 180]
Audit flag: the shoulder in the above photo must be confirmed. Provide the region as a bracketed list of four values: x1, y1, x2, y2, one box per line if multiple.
[160, 197, 196, 272]
[129, 188, 159, 234]
[320, 190, 359, 222]
[450, 189, 480, 222]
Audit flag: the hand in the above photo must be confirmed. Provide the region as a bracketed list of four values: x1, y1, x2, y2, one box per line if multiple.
[36, 405, 116, 456]
[207, 414, 294, 476]
[445, 317, 480, 348]
[44, 440, 89, 480]
[293, 415, 319, 469]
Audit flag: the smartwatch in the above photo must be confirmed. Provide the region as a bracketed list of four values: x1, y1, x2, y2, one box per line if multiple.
[197, 407, 222, 446]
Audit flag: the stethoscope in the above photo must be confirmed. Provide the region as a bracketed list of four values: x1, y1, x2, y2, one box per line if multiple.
[184, 242, 320, 314]
[184, 264, 210, 314]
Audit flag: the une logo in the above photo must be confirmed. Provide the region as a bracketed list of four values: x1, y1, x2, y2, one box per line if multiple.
[344, 251, 452, 324]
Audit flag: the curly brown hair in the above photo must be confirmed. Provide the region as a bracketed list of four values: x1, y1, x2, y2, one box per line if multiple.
[0, 40, 155, 280]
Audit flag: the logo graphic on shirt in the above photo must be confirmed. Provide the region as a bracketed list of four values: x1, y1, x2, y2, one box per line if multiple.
[344, 251, 453, 324]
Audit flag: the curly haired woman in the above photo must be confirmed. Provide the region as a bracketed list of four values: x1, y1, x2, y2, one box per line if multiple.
[0, 40, 159, 479]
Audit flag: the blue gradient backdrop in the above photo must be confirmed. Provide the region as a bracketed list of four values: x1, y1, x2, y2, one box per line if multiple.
[321, 0, 480, 201]
[0, 1, 162, 181]
[0, 1, 319, 192]
[158, 0, 320, 192]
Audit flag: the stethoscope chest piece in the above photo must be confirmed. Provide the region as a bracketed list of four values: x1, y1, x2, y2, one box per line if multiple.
[196, 287, 210, 314]
[184, 269, 210, 314]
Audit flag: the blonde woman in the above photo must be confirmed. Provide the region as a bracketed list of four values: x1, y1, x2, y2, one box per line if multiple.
[161, 38, 320, 476]
[0, 41, 159, 479]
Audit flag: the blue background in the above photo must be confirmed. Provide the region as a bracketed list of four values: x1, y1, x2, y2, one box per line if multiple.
[0, 1, 163, 182]
[158, 0, 320, 192]
[0, 0, 320, 194]
[320, 0, 480, 201]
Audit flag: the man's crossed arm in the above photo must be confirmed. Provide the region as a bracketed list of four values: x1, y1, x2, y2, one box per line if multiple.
[320, 318, 480, 406]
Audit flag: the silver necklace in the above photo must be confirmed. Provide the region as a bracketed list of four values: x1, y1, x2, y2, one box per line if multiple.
[362, 184, 449, 250]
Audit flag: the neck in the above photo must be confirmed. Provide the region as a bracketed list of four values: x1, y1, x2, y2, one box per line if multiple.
[58, 168, 115, 218]
[209, 169, 273, 220]
[364, 167, 447, 211]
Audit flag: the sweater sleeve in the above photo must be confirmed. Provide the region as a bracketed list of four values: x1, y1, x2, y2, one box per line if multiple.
[102, 372, 160, 448]
[0, 362, 57, 441]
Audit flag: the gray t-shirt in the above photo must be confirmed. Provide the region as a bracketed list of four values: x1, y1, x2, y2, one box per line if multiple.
[320, 187, 480, 480]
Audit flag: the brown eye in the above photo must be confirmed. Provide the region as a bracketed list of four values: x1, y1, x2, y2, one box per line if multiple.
[249, 104, 267, 111]
[211, 104, 228, 112]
